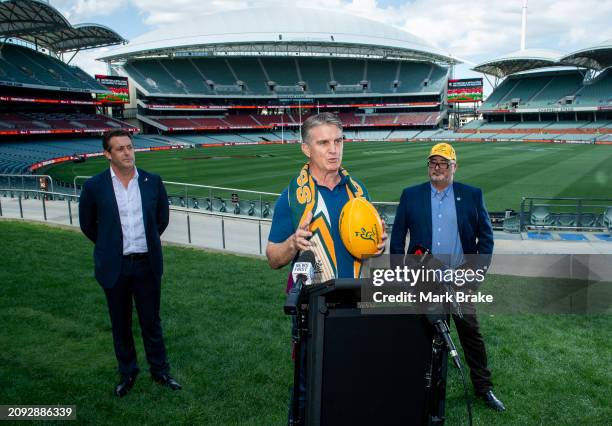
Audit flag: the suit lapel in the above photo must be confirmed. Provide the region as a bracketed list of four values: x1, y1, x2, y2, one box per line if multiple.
[138, 169, 150, 230]
[453, 182, 467, 244]
[422, 182, 432, 248]
[104, 169, 121, 225]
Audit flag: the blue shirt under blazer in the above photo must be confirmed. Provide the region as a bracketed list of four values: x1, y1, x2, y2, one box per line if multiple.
[79, 168, 170, 289]
[390, 181, 494, 265]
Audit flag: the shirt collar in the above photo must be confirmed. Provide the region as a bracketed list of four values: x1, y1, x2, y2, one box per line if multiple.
[312, 171, 348, 189]
[430, 183, 453, 199]
[110, 166, 138, 181]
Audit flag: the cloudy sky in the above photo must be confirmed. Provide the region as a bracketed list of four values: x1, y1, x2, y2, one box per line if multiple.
[52, 0, 612, 91]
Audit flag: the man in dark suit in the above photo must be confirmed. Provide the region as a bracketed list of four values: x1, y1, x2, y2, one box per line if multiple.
[390, 143, 505, 412]
[79, 129, 181, 397]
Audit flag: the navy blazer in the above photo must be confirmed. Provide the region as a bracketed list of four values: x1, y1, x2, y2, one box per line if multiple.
[390, 181, 493, 262]
[79, 168, 169, 289]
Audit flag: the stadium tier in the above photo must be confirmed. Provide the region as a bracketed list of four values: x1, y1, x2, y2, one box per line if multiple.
[0, 135, 171, 174]
[0, 43, 107, 93]
[481, 69, 612, 110]
[455, 120, 612, 135]
[140, 112, 440, 132]
[0, 113, 138, 135]
[123, 58, 448, 97]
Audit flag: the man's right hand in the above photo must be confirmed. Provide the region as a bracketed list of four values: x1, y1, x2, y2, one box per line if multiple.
[266, 211, 313, 269]
[291, 211, 313, 252]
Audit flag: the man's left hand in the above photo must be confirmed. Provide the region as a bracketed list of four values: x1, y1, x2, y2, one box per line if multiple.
[375, 220, 388, 256]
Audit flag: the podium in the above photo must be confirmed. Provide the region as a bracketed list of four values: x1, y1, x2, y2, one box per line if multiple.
[297, 279, 447, 426]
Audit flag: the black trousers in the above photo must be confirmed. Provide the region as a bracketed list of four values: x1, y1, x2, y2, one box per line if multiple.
[103, 256, 169, 378]
[452, 311, 493, 394]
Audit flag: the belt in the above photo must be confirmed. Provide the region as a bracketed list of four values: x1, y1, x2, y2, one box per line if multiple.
[122, 252, 149, 261]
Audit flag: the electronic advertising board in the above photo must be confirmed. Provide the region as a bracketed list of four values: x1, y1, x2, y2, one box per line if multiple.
[448, 78, 483, 103]
[95, 75, 129, 104]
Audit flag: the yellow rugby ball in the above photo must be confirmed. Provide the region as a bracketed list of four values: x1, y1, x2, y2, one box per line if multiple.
[339, 197, 383, 259]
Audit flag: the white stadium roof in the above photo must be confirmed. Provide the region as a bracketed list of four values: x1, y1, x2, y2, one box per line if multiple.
[560, 38, 612, 70]
[472, 49, 563, 78]
[473, 39, 612, 78]
[98, 6, 458, 64]
[0, 0, 126, 52]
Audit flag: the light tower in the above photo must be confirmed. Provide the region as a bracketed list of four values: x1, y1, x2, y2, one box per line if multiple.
[520, 0, 528, 50]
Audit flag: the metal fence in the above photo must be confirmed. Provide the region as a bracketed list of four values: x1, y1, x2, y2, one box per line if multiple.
[0, 174, 55, 193]
[70, 175, 400, 225]
[1, 174, 406, 255]
[0, 188, 273, 256]
[519, 197, 612, 232]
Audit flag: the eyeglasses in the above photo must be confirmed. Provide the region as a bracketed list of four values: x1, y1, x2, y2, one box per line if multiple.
[427, 160, 452, 169]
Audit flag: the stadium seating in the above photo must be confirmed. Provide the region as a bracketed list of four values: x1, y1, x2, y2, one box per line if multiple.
[530, 206, 552, 228]
[0, 135, 170, 174]
[365, 60, 399, 93]
[0, 43, 106, 92]
[296, 58, 331, 94]
[462, 120, 484, 130]
[123, 57, 448, 96]
[573, 69, 612, 106]
[363, 114, 396, 125]
[331, 58, 365, 88]
[337, 113, 363, 126]
[230, 58, 270, 94]
[388, 129, 422, 139]
[260, 58, 302, 89]
[524, 73, 584, 107]
[482, 69, 612, 110]
[0, 113, 136, 134]
[603, 207, 612, 231]
[0, 113, 134, 134]
[144, 111, 441, 132]
[188, 117, 230, 127]
[124, 60, 183, 93]
[396, 112, 439, 125]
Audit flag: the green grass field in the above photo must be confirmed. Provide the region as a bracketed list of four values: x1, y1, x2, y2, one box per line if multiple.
[1, 220, 611, 425]
[45, 141, 612, 212]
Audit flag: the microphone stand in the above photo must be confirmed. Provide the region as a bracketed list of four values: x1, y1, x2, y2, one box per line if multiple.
[290, 304, 307, 426]
[411, 249, 473, 426]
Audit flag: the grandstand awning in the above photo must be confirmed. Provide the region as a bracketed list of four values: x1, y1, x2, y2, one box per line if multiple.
[98, 6, 459, 64]
[0, 0, 126, 52]
[560, 39, 612, 70]
[472, 49, 563, 78]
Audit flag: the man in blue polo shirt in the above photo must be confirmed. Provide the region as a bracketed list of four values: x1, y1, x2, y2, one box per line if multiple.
[267, 112, 386, 282]
[266, 112, 386, 423]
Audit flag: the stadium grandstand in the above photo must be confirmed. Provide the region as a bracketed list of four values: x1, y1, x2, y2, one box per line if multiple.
[0, 0, 172, 174]
[1, 3, 611, 176]
[97, 7, 457, 145]
[442, 43, 612, 143]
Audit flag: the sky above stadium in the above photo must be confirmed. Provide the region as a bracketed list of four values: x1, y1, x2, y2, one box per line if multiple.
[53, 0, 612, 92]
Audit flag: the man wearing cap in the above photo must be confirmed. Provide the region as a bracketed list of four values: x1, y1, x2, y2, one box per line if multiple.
[390, 143, 505, 412]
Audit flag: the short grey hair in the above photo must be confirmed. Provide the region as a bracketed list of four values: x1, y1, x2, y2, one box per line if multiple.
[301, 112, 343, 144]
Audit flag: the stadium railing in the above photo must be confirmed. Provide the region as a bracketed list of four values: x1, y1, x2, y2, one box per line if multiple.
[519, 197, 612, 232]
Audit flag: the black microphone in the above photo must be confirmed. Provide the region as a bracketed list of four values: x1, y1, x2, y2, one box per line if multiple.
[410, 244, 463, 319]
[431, 317, 462, 369]
[283, 250, 316, 315]
[410, 244, 430, 259]
[410, 246, 463, 368]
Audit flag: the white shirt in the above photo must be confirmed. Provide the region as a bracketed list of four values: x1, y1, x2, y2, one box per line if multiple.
[110, 167, 148, 255]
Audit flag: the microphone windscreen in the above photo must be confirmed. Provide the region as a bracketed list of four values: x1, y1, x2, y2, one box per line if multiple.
[409, 245, 429, 255]
[298, 250, 315, 265]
